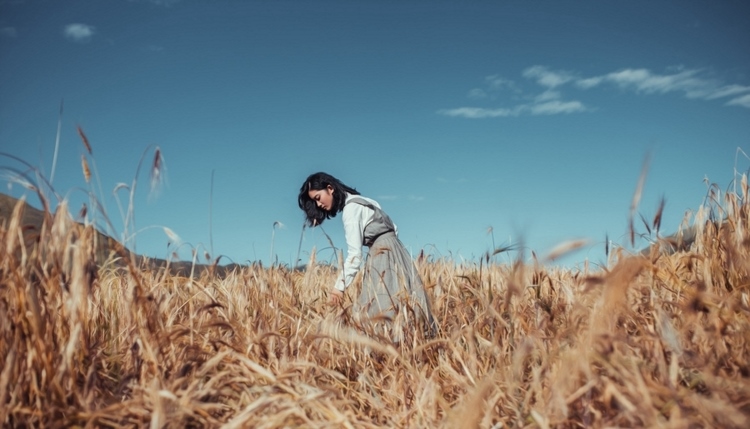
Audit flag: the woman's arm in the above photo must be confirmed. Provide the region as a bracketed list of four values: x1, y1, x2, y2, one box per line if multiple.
[333, 202, 371, 291]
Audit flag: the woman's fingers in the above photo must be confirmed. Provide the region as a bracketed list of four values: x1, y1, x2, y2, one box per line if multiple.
[328, 289, 343, 306]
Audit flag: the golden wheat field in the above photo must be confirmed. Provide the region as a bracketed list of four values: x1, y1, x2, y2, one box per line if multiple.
[2, 172, 750, 428]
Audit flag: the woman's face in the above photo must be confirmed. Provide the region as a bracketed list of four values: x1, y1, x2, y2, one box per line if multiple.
[308, 185, 334, 212]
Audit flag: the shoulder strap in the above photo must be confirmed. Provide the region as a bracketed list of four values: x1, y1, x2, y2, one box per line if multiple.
[346, 196, 376, 210]
[346, 196, 396, 246]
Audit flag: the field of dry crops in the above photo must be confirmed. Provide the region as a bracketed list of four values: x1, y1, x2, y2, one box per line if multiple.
[2, 176, 750, 428]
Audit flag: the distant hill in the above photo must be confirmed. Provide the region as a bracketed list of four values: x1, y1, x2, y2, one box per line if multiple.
[0, 193, 243, 277]
[4, 192, 698, 274]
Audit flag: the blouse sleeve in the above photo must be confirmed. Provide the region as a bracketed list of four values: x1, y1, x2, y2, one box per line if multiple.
[333, 202, 372, 291]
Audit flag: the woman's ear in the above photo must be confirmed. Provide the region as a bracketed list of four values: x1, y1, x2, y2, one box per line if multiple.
[327, 184, 334, 194]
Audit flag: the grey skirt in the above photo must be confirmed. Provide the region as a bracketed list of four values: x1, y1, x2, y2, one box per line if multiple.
[355, 232, 436, 339]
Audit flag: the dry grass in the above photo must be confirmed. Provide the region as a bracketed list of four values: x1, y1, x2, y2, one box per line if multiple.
[2, 174, 750, 427]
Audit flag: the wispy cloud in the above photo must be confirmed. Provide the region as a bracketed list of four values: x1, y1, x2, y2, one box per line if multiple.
[535, 90, 562, 102]
[440, 66, 588, 118]
[440, 65, 750, 119]
[574, 67, 750, 107]
[467, 88, 489, 100]
[530, 100, 586, 115]
[486, 75, 518, 91]
[727, 93, 750, 108]
[468, 75, 519, 100]
[523, 66, 574, 88]
[438, 106, 523, 118]
[64, 23, 95, 42]
[439, 79, 586, 119]
[1, 27, 17, 38]
[575, 76, 603, 90]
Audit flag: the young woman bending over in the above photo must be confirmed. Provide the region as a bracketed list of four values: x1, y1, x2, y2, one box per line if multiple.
[298, 172, 436, 340]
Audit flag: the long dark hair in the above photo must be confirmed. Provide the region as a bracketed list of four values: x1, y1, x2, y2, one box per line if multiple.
[298, 172, 359, 226]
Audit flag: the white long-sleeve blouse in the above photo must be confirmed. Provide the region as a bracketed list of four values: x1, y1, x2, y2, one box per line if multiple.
[333, 193, 396, 291]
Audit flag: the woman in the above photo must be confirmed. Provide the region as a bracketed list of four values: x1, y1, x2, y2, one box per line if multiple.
[298, 172, 436, 340]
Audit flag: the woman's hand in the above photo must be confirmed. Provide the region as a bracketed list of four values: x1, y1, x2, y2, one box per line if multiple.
[327, 288, 344, 306]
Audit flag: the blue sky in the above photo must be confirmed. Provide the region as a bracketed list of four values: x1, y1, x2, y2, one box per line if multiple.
[1, 0, 749, 269]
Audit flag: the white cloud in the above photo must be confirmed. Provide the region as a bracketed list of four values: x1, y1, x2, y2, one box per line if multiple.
[727, 93, 750, 108]
[530, 100, 586, 115]
[535, 90, 561, 102]
[1, 27, 17, 38]
[485, 75, 517, 91]
[438, 107, 521, 118]
[439, 83, 587, 118]
[438, 88, 587, 118]
[64, 23, 95, 42]
[604, 68, 651, 87]
[575, 76, 603, 89]
[523, 65, 574, 88]
[704, 84, 750, 100]
[605, 68, 701, 94]
[468, 88, 488, 99]
[468, 67, 586, 117]
[577, 68, 750, 107]
[440, 65, 750, 120]
[466, 75, 520, 100]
